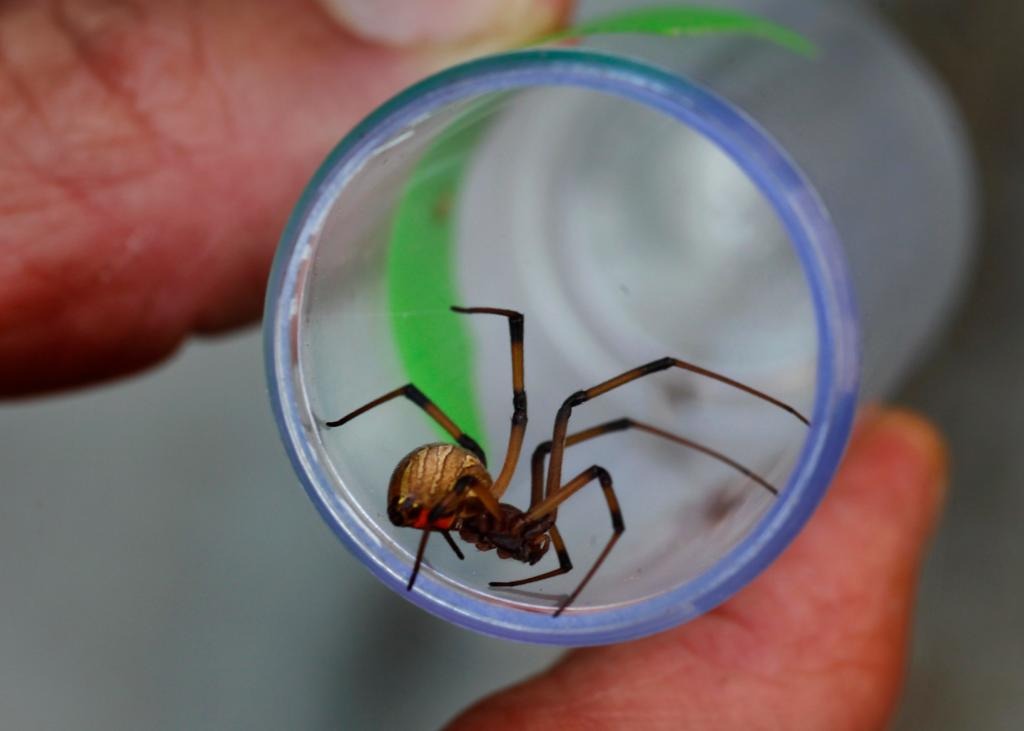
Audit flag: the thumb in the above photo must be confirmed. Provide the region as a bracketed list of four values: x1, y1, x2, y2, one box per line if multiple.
[0, 0, 572, 396]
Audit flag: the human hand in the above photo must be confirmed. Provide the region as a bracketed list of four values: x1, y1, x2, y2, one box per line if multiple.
[449, 408, 948, 730]
[0, 0, 570, 396]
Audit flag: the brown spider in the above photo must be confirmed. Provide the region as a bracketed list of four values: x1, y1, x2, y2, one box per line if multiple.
[327, 307, 809, 616]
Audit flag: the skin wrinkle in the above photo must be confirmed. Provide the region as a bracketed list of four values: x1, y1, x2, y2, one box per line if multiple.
[672, 520, 912, 687]
[0, 3, 241, 390]
[743, 580, 880, 667]
[2, 4, 219, 205]
[0, 147, 160, 359]
[0, 4, 160, 265]
[184, 0, 237, 143]
[0, 190, 115, 355]
[540, 644, 890, 731]
[14, 223, 173, 341]
[0, 76, 83, 220]
[47, 0, 232, 169]
[0, 7, 143, 177]
[0, 0, 573, 394]
[0, 35, 51, 143]
[688, 613, 884, 696]
[49, 0, 172, 154]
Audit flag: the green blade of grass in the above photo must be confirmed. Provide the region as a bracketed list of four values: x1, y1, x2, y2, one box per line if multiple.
[387, 112, 491, 453]
[543, 6, 815, 56]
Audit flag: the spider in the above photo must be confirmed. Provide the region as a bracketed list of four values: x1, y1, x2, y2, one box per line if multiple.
[327, 306, 809, 616]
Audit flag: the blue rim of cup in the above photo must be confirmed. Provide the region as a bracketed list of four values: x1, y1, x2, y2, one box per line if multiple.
[263, 49, 861, 646]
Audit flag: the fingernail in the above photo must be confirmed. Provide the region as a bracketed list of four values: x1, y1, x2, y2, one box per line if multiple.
[317, 0, 570, 48]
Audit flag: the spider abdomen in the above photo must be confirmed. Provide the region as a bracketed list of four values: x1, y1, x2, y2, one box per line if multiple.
[387, 443, 491, 527]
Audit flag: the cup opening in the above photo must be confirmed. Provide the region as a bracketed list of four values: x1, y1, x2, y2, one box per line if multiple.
[266, 50, 859, 644]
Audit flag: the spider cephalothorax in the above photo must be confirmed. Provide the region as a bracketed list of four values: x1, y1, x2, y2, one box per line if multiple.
[328, 306, 808, 616]
[458, 504, 555, 565]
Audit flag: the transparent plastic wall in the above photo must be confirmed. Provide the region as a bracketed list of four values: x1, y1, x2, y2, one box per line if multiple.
[265, 2, 973, 644]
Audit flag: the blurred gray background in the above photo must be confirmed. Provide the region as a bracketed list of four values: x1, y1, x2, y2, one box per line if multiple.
[2, 0, 1021, 729]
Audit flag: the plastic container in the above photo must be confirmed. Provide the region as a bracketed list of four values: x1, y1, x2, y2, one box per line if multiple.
[264, 2, 973, 645]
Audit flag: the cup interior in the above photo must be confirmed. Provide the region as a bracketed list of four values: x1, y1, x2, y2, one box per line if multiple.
[292, 77, 816, 614]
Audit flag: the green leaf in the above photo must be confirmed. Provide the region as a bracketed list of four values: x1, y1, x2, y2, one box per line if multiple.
[544, 6, 815, 57]
[387, 109, 491, 452]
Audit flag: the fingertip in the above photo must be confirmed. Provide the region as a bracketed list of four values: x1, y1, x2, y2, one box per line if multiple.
[887, 407, 951, 529]
[860, 406, 949, 504]
[833, 406, 950, 556]
[871, 407, 949, 475]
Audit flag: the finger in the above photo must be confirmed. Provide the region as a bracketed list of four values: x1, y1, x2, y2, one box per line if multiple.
[0, 0, 571, 396]
[448, 407, 948, 731]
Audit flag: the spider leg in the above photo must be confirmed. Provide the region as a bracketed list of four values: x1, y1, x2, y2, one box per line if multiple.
[533, 417, 778, 498]
[498, 419, 778, 610]
[325, 383, 486, 466]
[441, 531, 465, 560]
[486, 435, 576, 589]
[525, 465, 623, 616]
[408, 476, 498, 591]
[544, 358, 808, 499]
[450, 306, 527, 500]
[488, 526, 573, 588]
[407, 530, 432, 591]
[429, 474, 503, 522]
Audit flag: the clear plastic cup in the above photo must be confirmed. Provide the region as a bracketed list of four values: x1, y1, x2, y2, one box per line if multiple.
[264, 2, 973, 644]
